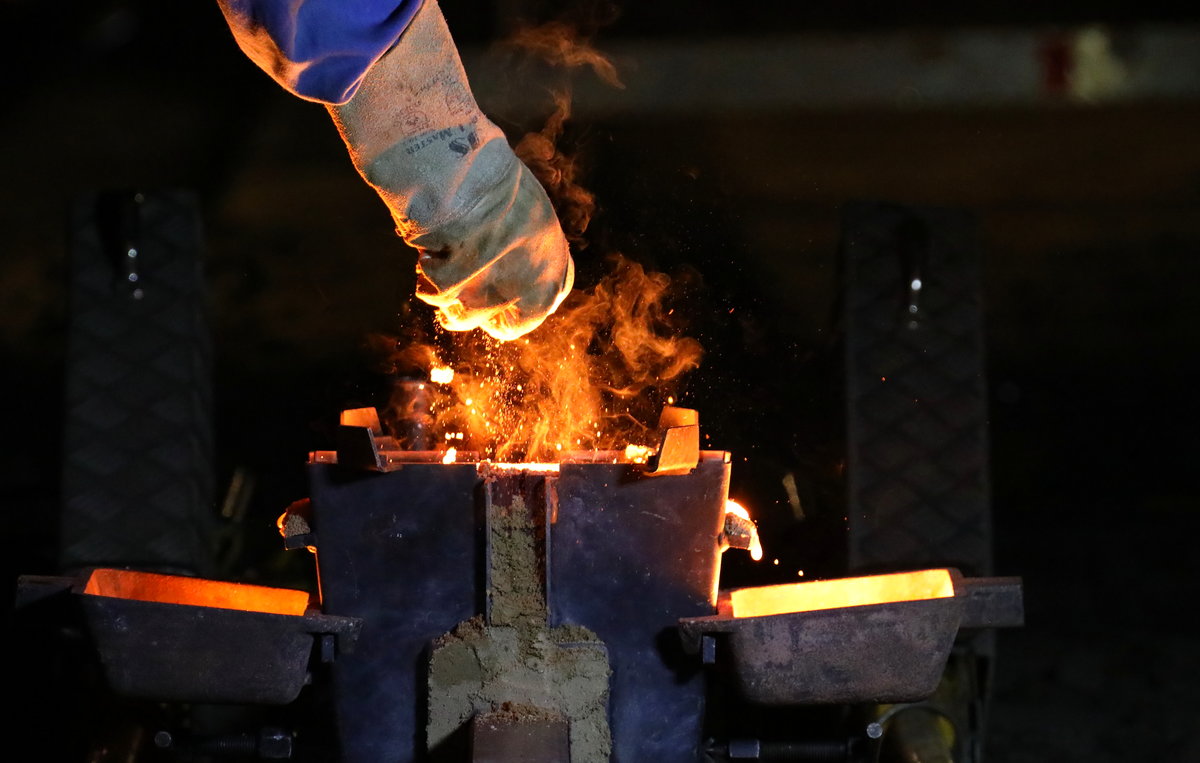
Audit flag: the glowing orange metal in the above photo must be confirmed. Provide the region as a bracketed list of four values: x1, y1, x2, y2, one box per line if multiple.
[729, 569, 954, 619]
[83, 568, 310, 616]
[724, 499, 763, 561]
[340, 407, 382, 430]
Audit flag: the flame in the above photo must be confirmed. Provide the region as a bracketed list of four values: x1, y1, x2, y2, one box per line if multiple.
[729, 569, 955, 619]
[724, 499, 763, 561]
[384, 256, 701, 462]
[430, 366, 455, 384]
[442, 447, 458, 464]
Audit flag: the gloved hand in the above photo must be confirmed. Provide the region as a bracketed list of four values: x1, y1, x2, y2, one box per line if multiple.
[328, 0, 573, 341]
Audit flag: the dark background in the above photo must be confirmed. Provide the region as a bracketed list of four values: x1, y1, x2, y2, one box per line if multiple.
[3, 1, 1199, 760]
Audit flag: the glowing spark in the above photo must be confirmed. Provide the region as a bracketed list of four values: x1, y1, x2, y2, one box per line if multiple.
[430, 366, 454, 384]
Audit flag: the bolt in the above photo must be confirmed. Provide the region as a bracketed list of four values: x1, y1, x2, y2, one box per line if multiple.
[258, 727, 294, 759]
[728, 738, 761, 759]
[701, 634, 717, 665]
[198, 735, 257, 755]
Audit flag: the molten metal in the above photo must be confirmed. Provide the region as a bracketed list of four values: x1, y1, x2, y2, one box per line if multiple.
[729, 569, 954, 619]
[83, 568, 310, 616]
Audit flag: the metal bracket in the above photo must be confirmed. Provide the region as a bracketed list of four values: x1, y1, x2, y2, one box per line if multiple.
[644, 406, 700, 476]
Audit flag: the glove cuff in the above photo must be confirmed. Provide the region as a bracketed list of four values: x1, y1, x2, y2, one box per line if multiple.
[328, 0, 508, 238]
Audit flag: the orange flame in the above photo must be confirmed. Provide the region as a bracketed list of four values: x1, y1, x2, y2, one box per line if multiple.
[384, 256, 701, 462]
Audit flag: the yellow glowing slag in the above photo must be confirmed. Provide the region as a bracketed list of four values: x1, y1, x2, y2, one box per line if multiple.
[623, 444, 654, 464]
[481, 462, 561, 474]
[430, 366, 455, 384]
[729, 568, 955, 619]
[442, 447, 458, 464]
[724, 499, 763, 561]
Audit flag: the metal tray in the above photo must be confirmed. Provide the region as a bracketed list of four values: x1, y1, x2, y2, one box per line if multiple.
[678, 568, 1021, 704]
[18, 568, 361, 705]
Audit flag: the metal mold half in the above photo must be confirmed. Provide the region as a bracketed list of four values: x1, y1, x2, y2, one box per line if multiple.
[16, 569, 361, 705]
[677, 569, 1022, 705]
[307, 450, 732, 763]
